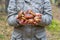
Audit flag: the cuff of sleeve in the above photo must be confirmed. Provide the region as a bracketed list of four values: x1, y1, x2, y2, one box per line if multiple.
[38, 15, 48, 26]
[15, 15, 20, 26]
[7, 15, 20, 27]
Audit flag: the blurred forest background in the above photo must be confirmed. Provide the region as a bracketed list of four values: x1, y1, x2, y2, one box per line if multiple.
[0, 0, 60, 40]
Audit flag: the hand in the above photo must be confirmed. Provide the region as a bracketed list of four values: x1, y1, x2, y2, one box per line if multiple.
[16, 10, 42, 26]
[16, 13, 27, 26]
[18, 19, 28, 25]
[33, 13, 42, 25]
[28, 19, 34, 24]
[24, 10, 34, 19]
[17, 18, 28, 25]
[35, 13, 42, 18]
[17, 10, 24, 19]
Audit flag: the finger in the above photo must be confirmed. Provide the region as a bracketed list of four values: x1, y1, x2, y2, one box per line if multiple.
[19, 21, 22, 24]
[35, 13, 42, 16]
[38, 15, 42, 19]
[24, 20, 28, 24]
[37, 19, 41, 22]
[19, 20, 23, 24]
[33, 22, 37, 25]
[19, 21, 25, 25]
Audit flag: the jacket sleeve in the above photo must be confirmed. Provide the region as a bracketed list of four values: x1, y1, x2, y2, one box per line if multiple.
[38, 0, 53, 26]
[7, 0, 20, 27]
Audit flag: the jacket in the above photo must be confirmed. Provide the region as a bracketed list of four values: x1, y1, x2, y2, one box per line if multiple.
[7, 0, 53, 40]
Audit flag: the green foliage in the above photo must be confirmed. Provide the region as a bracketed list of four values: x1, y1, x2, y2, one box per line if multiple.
[0, 17, 5, 21]
[0, 16, 6, 21]
[47, 19, 60, 32]
[0, 34, 5, 39]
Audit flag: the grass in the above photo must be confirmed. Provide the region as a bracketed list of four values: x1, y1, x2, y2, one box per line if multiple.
[0, 34, 5, 39]
[0, 15, 13, 40]
[0, 16, 6, 21]
[46, 19, 60, 40]
[47, 19, 60, 32]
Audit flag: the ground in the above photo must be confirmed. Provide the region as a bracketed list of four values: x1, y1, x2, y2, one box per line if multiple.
[52, 5, 60, 20]
[0, 5, 60, 40]
[47, 5, 60, 40]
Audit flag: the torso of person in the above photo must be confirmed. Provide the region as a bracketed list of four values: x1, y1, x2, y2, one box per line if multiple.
[12, 0, 46, 40]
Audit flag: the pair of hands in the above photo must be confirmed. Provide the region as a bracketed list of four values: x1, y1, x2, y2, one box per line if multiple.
[16, 10, 42, 26]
